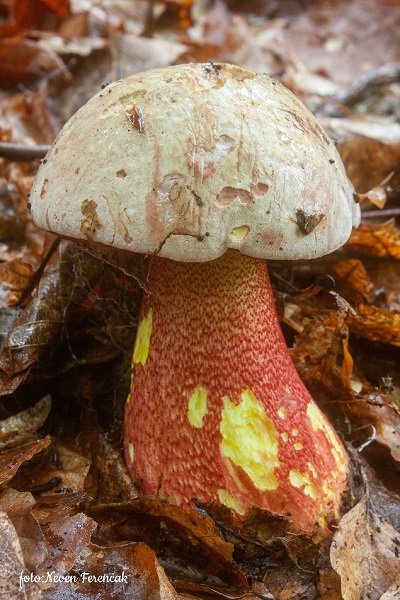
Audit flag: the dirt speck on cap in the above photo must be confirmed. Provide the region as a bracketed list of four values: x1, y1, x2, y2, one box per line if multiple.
[296, 208, 325, 235]
[81, 199, 102, 239]
[126, 106, 145, 133]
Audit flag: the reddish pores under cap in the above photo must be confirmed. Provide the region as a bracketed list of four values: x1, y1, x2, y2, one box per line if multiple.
[125, 251, 348, 533]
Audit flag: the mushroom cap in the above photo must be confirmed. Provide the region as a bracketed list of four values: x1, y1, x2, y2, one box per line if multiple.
[30, 62, 360, 262]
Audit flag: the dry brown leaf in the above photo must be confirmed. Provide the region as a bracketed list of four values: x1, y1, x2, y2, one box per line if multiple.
[346, 220, 400, 260]
[33, 504, 97, 587]
[284, 0, 400, 89]
[81, 430, 139, 503]
[380, 576, 400, 600]
[44, 542, 184, 599]
[365, 403, 400, 463]
[0, 435, 51, 485]
[331, 498, 400, 600]
[0, 38, 68, 89]
[0, 395, 51, 450]
[90, 498, 247, 588]
[348, 303, 400, 347]
[329, 259, 374, 303]
[0, 509, 43, 600]
[0, 488, 47, 573]
[11, 440, 91, 495]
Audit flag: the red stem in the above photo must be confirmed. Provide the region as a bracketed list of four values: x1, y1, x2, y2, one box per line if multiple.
[124, 250, 347, 533]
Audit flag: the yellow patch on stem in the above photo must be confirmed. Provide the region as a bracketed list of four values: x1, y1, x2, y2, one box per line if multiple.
[133, 308, 153, 365]
[322, 480, 336, 500]
[277, 406, 286, 419]
[128, 442, 134, 463]
[188, 385, 208, 428]
[289, 469, 318, 500]
[306, 403, 347, 473]
[217, 489, 245, 515]
[220, 389, 280, 491]
[307, 462, 318, 479]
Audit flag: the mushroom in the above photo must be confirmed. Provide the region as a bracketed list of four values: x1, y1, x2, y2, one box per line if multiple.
[29, 63, 360, 534]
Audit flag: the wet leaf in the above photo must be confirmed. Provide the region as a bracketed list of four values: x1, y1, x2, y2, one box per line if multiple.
[33, 504, 97, 585]
[0, 435, 51, 485]
[331, 498, 400, 600]
[0, 394, 51, 449]
[0, 509, 42, 599]
[45, 542, 183, 599]
[80, 429, 139, 503]
[0, 488, 47, 572]
[90, 498, 247, 588]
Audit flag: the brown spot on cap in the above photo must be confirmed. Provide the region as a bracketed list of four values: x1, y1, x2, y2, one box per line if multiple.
[296, 209, 325, 235]
[40, 178, 48, 199]
[250, 182, 269, 197]
[81, 199, 101, 239]
[126, 106, 145, 133]
[116, 169, 127, 178]
[216, 187, 253, 207]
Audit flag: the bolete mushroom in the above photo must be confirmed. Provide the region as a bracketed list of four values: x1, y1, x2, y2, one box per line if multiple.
[29, 63, 360, 533]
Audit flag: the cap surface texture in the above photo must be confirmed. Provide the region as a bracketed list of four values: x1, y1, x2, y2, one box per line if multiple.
[30, 62, 360, 262]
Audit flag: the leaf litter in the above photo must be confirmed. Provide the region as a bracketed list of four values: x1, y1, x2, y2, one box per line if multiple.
[0, 0, 400, 598]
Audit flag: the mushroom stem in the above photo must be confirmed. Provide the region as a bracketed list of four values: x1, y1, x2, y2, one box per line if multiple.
[124, 249, 348, 533]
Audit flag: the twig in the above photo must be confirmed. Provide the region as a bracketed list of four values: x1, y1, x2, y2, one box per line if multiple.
[319, 62, 400, 116]
[0, 142, 50, 161]
[17, 237, 61, 306]
[362, 208, 400, 219]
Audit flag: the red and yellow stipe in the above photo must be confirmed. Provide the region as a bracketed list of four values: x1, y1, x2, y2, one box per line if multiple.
[124, 250, 348, 533]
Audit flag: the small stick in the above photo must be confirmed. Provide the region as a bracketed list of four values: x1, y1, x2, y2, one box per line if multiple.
[17, 237, 61, 305]
[319, 62, 400, 116]
[362, 208, 400, 219]
[0, 142, 50, 161]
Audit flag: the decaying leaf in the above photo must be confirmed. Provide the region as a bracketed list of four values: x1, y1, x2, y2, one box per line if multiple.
[0, 488, 47, 573]
[329, 259, 374, 303]
[0, 259, 34, 305]
[331, 498, 400, 600]
[380, 576, 400, 600]
[348, 303, 400, 346]
[346, 220, 400, 259]
[0, 395, 51, 449]
[0, 510, 42, 599]
[45, 542, 184, 599]
[90, 497, 243, 587]
[0, 435, 51, 485]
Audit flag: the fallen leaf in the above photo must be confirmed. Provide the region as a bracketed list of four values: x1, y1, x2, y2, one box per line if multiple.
[0, 435, 51, 485]
[380, 576, 400, 600]
[90, 498, 247, 588]
[45, 542, 184, 599]
[329, 259, 374, 303]
[33, 505, 97, 587]
[346, 220, 400, 260]
[348, 303, 400, 347]
[0, 395, 51, 449]
[0, 37, 67, 89]
[0, 488, 47, 572]
[0, 509, 42, 599]
[330, 498, 400, 600]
